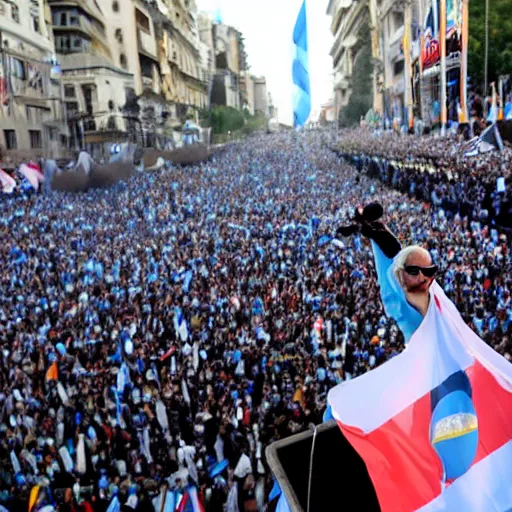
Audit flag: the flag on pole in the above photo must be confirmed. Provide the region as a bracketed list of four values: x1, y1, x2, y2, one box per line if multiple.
[328, 281, 512, 512]
[292, 0, 311, 128]
[460, 122, 503, 157]
[487, 82, 498, 123]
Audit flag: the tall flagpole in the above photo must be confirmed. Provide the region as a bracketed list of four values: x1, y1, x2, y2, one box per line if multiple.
[459, 0, 469, 124]
[439, 0, 447, 135]
[484, 0, 489, 116]
[418, 0, 424, 117]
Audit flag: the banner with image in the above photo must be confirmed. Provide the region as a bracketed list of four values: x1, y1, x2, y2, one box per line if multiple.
[421, 0, 462, 70]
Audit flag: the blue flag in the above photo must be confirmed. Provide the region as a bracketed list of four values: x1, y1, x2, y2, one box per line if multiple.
[292, 0, 311, 128]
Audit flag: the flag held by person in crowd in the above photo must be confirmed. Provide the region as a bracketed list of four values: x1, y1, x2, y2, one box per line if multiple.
[292, 0, 311, 128]
[176, 486, 205, 512]
[0, 168, 16, 194]
[461, 123, 504, 157]
[328, 281, 512, 512]
[19, 163, 44, 191]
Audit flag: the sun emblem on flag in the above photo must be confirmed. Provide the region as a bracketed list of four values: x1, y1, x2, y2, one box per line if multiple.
[430, 371, 479, 481]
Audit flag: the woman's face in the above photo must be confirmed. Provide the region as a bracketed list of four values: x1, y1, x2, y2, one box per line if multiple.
[401, 251, 435, 295]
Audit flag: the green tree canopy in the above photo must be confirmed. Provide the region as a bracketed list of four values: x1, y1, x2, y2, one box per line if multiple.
[203, 106, 245, 134]
[468, 0, 512, 93]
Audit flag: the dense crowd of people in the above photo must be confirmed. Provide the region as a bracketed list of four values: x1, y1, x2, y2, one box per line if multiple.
[0, 130, 510, 511]
[334, 128, 512, 228]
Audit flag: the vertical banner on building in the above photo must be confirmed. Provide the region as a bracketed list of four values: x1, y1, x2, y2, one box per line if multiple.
[440, 0, 448, 132]
[459, 0, 469, 123]
[292, 0, 311, 128]
[421, 0, 440, 71]
[403, 2, 414, 129]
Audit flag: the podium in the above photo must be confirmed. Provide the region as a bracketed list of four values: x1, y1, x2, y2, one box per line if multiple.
[266, 420, 381, 511]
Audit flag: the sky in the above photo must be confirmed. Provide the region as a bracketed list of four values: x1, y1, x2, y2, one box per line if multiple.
[196, 0, 334, 125]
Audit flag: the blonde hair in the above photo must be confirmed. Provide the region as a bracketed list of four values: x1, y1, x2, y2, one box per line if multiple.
[392, 245, 432, 286]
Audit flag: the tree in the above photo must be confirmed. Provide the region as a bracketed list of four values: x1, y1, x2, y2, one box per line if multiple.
[468, 0, 512, 93]
[206, 106, 245, 134]
[338, 19, 373, 127]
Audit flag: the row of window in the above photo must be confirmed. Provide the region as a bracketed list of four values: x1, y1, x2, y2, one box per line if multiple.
[3, 129, 42, 150]
[0, 1, 41, 33]
[55, 35, 89, 53]
[52, 10, 80, 28]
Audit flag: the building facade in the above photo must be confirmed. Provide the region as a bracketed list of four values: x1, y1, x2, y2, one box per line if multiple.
[48, 0, 140, 152]
[380, 0, 406, 123]
[253, 76, 268, 116]
[0, 0, 67, 161]
[239, 71, 255, 115]
[1, 1, 263, 159]
[209, 22, 245, 109]
[327, 0, 383, 123]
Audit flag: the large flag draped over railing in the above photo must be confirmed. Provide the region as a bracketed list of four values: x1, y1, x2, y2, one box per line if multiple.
[292, 0, 311, 128]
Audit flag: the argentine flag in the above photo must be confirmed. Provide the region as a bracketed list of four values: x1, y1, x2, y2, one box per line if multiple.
[292, 0, 311, 127]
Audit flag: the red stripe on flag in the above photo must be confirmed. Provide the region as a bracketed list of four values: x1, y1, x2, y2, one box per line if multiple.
[467, 361, 512, 464]
[434, 294, 442, 313]
[338, 361, 512, 512]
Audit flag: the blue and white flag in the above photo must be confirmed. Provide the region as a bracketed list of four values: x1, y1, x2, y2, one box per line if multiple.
[292, 0, 311, 128]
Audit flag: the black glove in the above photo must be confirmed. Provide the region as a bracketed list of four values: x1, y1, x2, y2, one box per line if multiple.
[336, 203, 401, 259]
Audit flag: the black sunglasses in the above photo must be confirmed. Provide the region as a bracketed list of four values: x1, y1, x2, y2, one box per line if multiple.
[404, 265, 438, 278]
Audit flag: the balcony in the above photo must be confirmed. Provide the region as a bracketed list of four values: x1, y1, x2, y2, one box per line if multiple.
[330, 1, 364, 60]
[47, 1, 105, 25]
[142, 76, 153, 91]
[137, 28, 157, 60]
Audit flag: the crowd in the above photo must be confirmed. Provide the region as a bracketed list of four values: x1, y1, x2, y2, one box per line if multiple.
[333, 128, 512, 228]
[0, 130, 510, 512]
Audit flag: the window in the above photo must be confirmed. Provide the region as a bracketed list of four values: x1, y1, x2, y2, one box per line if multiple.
[115, 28, 123, 43]
[10, 58, 26, 80]
[26, 106, 32, 121]
[135, 9, 150, 33]
[11, 5, 20, 23]
[139, 55, 153, 78]
[65, 102, 79, 117]
[64, 85, 75, 98]
[60, 13, 67, 26]
[82, 85, 95, 114]
[29, 130, 42, 149]
[392, 11, 404, 32]
[33, 17, 41, 33]
[3, 130, 17, 150]
[120, 54, 127, 69]
[46, 127, 58, 142]
[92, 19, 106, 36]
[393, 60, 404, 76]
[70, 13, 79, 25]
[113, 1, 119, 11]
[73, 37, 82, 49]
